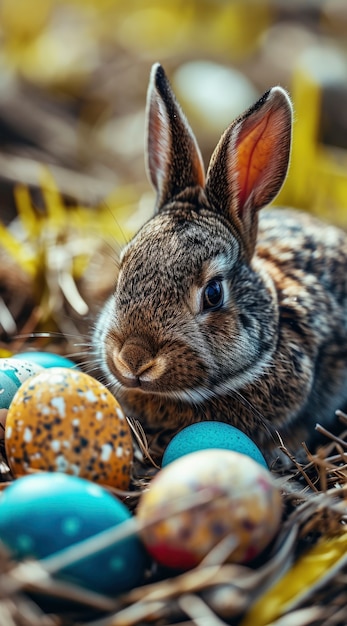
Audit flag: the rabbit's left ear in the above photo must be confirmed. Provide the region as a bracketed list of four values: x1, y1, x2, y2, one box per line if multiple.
[146, 63, 205, 212]
[206, 87, 292, 258]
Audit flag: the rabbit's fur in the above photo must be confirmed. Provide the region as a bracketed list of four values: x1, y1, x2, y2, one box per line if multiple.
[93, 63, 347, 464]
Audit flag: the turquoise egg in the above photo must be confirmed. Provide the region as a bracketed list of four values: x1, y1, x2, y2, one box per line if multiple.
[0, 473, 146, 595]
[0, 358, 43, 409]
[13, 352, 78, 369]
[162, 422, 267, 468]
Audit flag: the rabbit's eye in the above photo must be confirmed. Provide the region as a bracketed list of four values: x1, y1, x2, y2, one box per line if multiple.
[202, 279, 224, 311]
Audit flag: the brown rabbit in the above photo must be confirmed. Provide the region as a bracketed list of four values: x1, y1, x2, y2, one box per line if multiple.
[93, 63, 347, 464]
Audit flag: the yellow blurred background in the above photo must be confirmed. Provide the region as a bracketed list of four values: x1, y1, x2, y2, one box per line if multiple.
[1, 0, 347, 348]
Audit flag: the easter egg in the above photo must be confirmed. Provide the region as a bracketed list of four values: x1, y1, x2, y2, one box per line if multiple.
[137, 449, 282, 570]
[13, 351, 78, 369]
[5, 368, 133, 489]
[162, 422, 267, 468]
[0, 473, 145, 595]
[0, 358, 44, 409]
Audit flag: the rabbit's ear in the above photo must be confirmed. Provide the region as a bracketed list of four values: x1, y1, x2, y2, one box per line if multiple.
[206, 87, 292, 258]
[146, 63, 205, 212]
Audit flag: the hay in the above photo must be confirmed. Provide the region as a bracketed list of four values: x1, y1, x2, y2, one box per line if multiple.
[0, 413, 346, 626]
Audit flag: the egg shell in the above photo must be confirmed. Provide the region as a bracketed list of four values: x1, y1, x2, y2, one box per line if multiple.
[0, 358, 44, 409]
[13, 351, 78, 369]
[0, 473, 146, 595]
[5, 368, 133, 489]
[137, 449, 282, 570]
[162, 422, 267, 468]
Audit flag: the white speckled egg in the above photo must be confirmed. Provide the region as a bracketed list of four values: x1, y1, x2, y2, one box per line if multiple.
[0, 358, 44, 409]
[5, 368, 133, 489]
[138, 449, 282, 570]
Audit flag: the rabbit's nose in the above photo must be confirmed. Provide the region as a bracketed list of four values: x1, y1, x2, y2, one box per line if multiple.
[112, 338, 165, 387]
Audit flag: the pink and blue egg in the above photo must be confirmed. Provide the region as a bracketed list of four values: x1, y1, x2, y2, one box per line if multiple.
[138, 448, 282, 570]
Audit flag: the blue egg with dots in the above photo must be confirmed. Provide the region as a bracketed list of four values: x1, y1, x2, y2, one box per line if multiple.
[162, 421, 267, 468]
[0, 358, 44, 408]
[12, 351, 78, 369]
[0, 473, 146, 595]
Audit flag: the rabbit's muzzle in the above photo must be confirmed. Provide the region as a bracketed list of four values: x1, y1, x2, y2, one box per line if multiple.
[111, 336, 167, 391]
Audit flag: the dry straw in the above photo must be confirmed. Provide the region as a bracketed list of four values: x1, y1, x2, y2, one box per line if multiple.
[0, 412, 346, 626]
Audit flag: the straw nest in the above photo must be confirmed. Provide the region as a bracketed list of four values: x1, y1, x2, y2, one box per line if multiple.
[0, 408, 346, 626]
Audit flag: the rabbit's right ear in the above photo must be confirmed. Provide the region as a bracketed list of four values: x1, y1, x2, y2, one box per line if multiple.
[146, 63, 205, 212]
[205, 87, 292, 260]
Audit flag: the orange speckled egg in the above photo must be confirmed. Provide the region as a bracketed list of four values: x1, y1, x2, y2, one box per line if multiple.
[5, 367, 133, 489]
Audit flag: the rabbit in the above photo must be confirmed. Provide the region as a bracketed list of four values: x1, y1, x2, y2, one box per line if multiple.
[92, 62, 347, 465]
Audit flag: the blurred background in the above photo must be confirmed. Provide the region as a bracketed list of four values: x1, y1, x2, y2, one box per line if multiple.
[1, 0, 347, 352]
